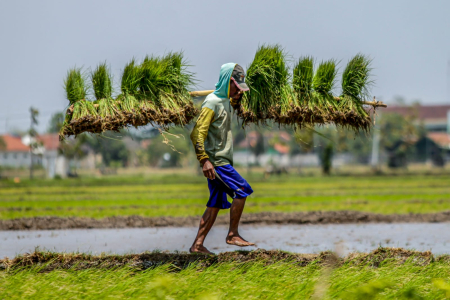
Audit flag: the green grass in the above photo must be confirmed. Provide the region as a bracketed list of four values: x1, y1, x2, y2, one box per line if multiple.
[0, 174, 449, 219]
[1, 257, 450, 299]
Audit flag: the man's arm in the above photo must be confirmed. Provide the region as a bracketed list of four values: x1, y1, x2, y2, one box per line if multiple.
[190, 107, 215, 179]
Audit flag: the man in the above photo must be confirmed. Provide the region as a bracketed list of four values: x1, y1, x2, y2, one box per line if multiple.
[189, 63, 255, 254]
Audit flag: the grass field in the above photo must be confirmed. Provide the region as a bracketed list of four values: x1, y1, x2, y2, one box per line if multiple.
[0, 173, 449, 219]
[1, 249, 450, 299]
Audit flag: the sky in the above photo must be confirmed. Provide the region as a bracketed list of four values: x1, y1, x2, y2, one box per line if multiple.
[1, 0, 450, 133]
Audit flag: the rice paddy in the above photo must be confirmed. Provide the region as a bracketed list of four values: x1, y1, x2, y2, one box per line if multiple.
[1, 174, 448, 299]
[0, 174, 449, 220]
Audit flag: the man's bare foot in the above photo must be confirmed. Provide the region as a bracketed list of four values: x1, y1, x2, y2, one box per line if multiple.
[226, 235, 256, 247]
[189, 244, 215, 255]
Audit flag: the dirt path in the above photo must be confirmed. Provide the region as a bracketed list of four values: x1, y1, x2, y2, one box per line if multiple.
[2, 210, 450, 231]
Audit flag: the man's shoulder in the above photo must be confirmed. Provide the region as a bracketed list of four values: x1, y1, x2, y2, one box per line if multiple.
[202, 93, 224, 110]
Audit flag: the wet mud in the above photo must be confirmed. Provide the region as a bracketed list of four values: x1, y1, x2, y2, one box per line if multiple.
[2, 210, 450, 231]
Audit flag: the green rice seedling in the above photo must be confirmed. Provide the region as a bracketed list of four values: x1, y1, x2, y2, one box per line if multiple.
[139, 55, 177, 125]
[160, 52, 195, 105]
[139, 52, 195, 125]
[293, 56, 314, 103]
[64, 68, 88, 105]
[340, 54, 373, 114]
[117, 94, 139, 114]
[341, 54, 372, 102]
[117, 93, 145, 127]
[121, 59, 141, 96]
[62, 67, 88, 136]
[62, 67, 100, 136]
[71, 100, 98, 120]
[336, 54, 374, 131]
[312, 59, 338, 108]
[286, 59, 337, 126]
[241, 44, 291, 120]
[139, 55, 163, 99]
[91, 62, 123, 131]
[291, 56, 318, 126]
[117, 59, 143, 125]
[97, 97, 119, 119]
[91, 62, 113, 100]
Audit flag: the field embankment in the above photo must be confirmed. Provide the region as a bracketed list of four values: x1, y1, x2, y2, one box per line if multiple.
[1, 248, 450, 299]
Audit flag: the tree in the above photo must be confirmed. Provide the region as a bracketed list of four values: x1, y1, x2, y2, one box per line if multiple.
[377, 110, 424, 168]
[87, 132, 129, 167]
[0, 136, 5, 151]
[249, 131, 265, 165]
[59, 134, 89, 175]
[320, 143, 333, 175]
[0, 136, 5, 178]
[29, 107, 39, 179]
[59, 134, 89, 160]
[47, 112, 65, 133]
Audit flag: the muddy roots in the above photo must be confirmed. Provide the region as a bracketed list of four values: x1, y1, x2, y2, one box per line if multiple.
[60, 103, 198, 141]
[234, 103, 372, 132]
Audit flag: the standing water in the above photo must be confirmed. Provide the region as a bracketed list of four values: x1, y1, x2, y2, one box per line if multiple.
[1, 223, 449, 259]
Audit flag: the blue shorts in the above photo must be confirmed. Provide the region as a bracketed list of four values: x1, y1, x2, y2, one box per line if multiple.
[207, 164, 253, 209]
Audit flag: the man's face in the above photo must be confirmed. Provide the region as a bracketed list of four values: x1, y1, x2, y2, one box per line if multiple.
[229, 80, 243, 100]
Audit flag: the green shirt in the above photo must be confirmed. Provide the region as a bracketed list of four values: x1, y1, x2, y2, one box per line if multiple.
[190, 93, 234, 167]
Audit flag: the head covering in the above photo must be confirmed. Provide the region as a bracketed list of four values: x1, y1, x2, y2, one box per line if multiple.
[213, 63, 249, 98]
[213, 63, 236, 98]
[231, 65, 249, 91]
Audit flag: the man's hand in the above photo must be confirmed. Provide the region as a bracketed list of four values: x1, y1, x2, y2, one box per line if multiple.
[232, 90, 243, 101]
[201, 159, 215, 180]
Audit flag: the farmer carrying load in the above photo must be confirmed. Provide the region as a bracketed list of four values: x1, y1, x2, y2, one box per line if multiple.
[189, 63, 255, 254]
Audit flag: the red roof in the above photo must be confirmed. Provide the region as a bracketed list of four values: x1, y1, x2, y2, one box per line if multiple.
[384, 105, 450, 120]
[427, 132, 450, 149]
[37, 134, 60, 151]
[274, 143, 290, 154]
[0, 135, 29, 152]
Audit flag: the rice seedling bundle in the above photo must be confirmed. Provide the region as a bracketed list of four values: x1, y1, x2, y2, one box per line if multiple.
[92, 63, 124, 132]
[138, 52, 196, 126]
[337, 54, 373, 131]
[234, 46, 376, 131]
[238, 44, 293, 124]
[60, 47, 380, 140]
[60, 52, 197, 140]
[59, 68, 90, 138]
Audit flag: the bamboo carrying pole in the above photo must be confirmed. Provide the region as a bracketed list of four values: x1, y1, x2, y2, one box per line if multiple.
[189, 90, 387, 108]
[66, 93, 387, 115]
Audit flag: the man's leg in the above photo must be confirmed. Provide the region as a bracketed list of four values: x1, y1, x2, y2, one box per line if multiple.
[226, 197, 255, 247]
[190, 206, 220, 254]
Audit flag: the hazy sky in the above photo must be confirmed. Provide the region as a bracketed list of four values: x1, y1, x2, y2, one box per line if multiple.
[1, 0, 450, 133]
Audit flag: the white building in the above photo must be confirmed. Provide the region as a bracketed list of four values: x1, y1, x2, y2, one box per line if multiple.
[0, 135, 31, 167]
[0, 134, 68, 178]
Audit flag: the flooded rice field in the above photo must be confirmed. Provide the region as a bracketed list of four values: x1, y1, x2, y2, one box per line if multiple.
[1, 223, 449, 259]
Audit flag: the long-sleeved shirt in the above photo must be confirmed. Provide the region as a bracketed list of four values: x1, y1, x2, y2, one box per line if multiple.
[190, 93, 235, 166]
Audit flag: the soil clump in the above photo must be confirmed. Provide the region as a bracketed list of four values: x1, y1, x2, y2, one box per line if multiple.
[2, 210, 450, 231]
[0, 247, 440, 272]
